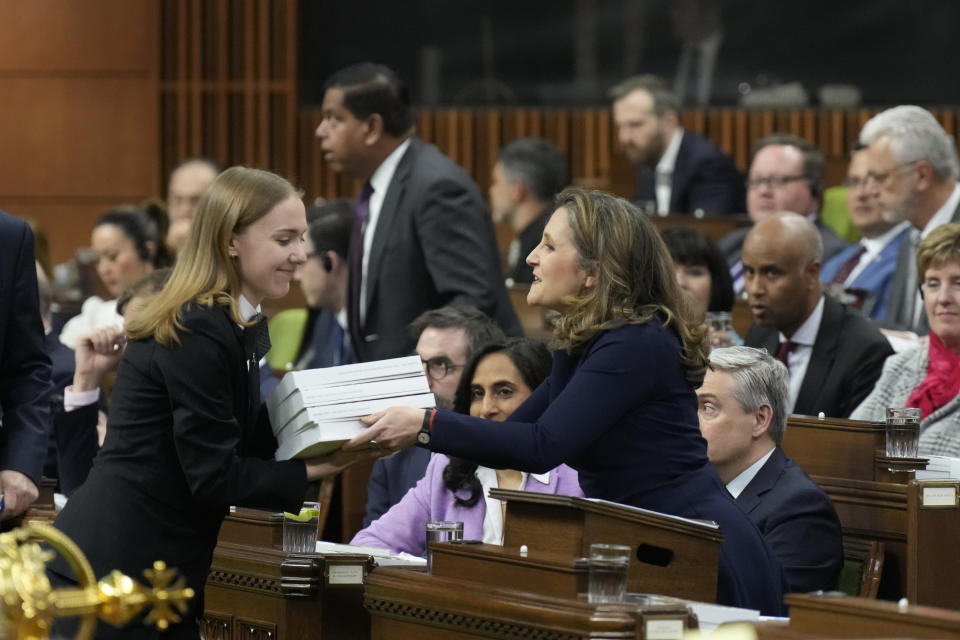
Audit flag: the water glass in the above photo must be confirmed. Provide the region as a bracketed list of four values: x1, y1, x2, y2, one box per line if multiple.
[706, 311, 735, 349]
[282, 501, 321, 553]
[587, 543, 631, 604]
[885, 407, 921, 459]
[425, 520, 463, 572]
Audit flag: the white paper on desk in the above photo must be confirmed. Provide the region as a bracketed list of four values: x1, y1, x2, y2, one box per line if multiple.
[686, 601, 760, 635]
[915, 455, 960, 480]
[314, 540, 426, 567]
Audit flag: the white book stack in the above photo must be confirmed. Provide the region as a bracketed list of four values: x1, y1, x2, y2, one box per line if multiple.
[267, 355, 435, 460]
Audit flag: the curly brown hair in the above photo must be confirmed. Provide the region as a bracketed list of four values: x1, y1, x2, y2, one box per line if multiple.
[550, 188, 709, 385]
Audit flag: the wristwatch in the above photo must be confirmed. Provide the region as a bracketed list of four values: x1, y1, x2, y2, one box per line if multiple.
[417, 409, 435, 445]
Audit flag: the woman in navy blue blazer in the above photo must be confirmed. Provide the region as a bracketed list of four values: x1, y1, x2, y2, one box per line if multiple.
[348, 187, 786, 615]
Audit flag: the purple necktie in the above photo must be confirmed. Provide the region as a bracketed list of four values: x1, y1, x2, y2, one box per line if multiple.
[776, 340, 795, 366]
[830, 244, 868, 285]
[348, 182, 374, 355]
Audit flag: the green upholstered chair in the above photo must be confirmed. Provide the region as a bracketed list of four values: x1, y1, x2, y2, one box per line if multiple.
[821, 185, 860, 244]
[266, 308, 308, 372]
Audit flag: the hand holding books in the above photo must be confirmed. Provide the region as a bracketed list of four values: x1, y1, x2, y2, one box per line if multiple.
[343, 406, 427, 453]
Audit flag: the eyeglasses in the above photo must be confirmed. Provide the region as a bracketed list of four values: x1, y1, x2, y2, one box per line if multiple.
[745, 175, 808, 190]
[863, 161, 919, 187]
[421, 357, 465, 381]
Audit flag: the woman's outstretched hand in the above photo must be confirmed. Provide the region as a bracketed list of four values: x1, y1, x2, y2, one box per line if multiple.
[342, 406, 427, 453]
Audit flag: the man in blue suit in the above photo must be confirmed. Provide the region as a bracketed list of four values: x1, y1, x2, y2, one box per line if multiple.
[821, 147, 910, 320]
[610, 75, 745, 216]
[0, 211, 53, 519]
[697, 345, 842, 593]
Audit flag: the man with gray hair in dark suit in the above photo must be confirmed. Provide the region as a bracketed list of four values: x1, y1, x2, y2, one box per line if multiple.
[860, 105, 960, 338]
[697, 345, 842, 593]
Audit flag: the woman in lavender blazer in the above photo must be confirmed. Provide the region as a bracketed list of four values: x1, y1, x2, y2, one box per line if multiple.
[352, 338, 582, 555]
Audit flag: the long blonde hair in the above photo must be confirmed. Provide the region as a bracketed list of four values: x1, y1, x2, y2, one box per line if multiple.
[552, 188, 709, 385]
[125, 166, 298, 346]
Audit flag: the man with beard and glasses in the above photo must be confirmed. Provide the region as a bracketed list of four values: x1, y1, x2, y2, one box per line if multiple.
[610, 74, 744, 217]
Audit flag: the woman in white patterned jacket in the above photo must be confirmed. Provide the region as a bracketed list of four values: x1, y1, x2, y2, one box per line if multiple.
[851, 223, 960, 456]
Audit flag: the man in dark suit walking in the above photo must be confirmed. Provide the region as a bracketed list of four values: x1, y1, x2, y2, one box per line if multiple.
[741, 213, 891, 418]
[0, 210, 53, 518]
[697, 345, 842, 593]
[315, 62, 521, 363]
[610, 74, 744, 216]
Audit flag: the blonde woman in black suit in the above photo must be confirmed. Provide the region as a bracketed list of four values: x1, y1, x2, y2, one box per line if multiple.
[50, 167, 379, 639]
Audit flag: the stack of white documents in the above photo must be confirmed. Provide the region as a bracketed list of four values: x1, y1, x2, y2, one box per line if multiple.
[267, 356, 434, 460]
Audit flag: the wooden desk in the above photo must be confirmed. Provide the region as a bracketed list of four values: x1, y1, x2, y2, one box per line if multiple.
[651, 213, 752, 242]
[202, 509, 372, 640]
[365, 566, 696, 640]
[785, 593, 960, 640]
[782, 416, 960, 609]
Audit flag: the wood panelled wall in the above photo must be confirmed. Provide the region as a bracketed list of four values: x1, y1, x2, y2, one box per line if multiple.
[0, 1, 160, 265]
[159, 0, 298, 182]
[299, 106, 960, 203]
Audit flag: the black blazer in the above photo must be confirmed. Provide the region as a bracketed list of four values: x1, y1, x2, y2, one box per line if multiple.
[736, 447, 843, 593]
[881, 198, 960, 333]
[745, 296, 893, 418]
[0, 210, 52, 486]
[633, 130, 745, 216]
[52, 303, 306, 628]
[350, 138, 522, 362]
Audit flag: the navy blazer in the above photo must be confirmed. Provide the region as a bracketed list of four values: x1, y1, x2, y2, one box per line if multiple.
[363, 446, 431, 527]
[349, 138, 522, 362]
[820, 226, 910, 320]
[426, 322, 787, 615]
[633, 130, 745, 216]
[736, 448, 843, 593]
[745, 296, 892, 418]
[0, 210, 52, 486]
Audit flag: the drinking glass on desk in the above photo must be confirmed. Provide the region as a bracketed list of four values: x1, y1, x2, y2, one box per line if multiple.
[283, 502, 321, 553]
[885, 407, 921, 461]
[425, 520, 463, 572]
[588, 543, 631, 604]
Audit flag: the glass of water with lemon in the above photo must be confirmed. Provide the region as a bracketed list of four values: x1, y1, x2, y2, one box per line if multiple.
[282, 502, 321, 553]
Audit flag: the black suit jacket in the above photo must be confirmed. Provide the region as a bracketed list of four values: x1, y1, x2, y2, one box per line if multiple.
[633, 130, 745, 216]
[745, 296, 892, 418]
[350, 138, 522, 362]
[52, 303, 306, 626]
[0, 210, 52, 486]
[881, 197, 960, 333]
[363, 446, 431, 527]
[736, 447, 843, 593]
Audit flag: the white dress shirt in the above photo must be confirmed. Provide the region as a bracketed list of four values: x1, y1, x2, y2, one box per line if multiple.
[725, 446, 775, 499]
[476, 466, 551, 545]
[360, 138, 412, 324]
[780, 296, 825, 413]
[655, 129, 685, 216]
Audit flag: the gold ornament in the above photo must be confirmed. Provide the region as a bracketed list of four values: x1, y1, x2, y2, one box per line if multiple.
[0, 520, 193, 639]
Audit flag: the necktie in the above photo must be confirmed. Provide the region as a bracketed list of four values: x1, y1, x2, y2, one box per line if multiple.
[730, 259, 745, 297]
[348, 182, 374, 355]
[776, 340, 795, 367]
[243, 313, 271, 415]
[830, 244, 868, 285]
